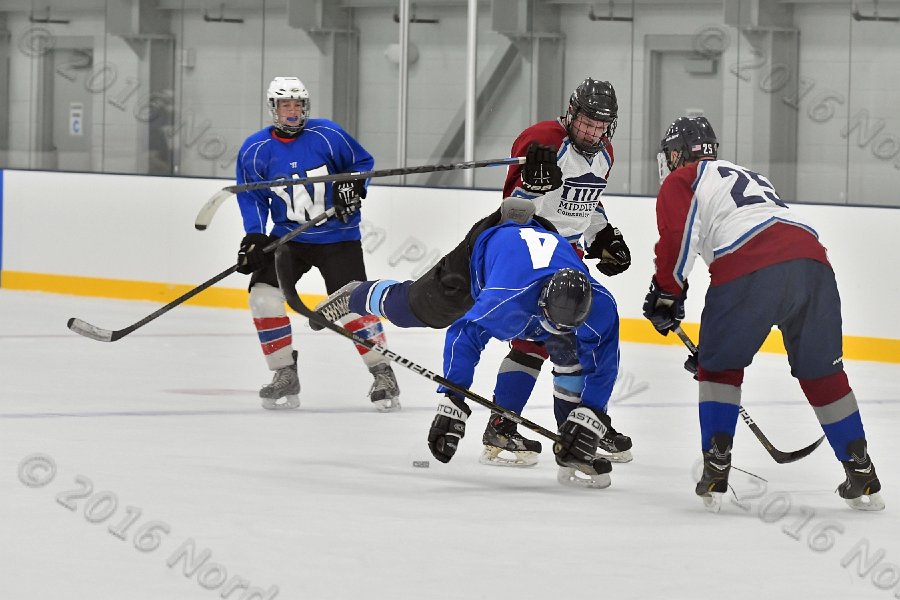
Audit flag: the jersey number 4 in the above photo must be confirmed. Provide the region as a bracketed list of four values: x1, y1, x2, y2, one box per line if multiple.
[273, 165, 330, 224]
[519, 228, 559, 269]
[718, 165, 787, 208]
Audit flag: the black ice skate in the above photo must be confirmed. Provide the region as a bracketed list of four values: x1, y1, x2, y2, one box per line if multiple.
[479, 413, 543, 467]
[695, 433, 732, 513]
[369, 363, 401, 412]
[596, 420, 633, 463]
[310, 281, 360, 331]
[837, 439, 885, 511]
[259, 350, 300, 410]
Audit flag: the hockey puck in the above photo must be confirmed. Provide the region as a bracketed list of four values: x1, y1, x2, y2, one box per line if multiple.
[412, 460, 430, 468]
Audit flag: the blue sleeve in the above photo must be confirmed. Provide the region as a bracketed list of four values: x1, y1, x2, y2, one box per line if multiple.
[437, 318, 492, 399]
[235, 140, 271, 235]
[575, 286, 620, 412]
[325, 124, 375, 198]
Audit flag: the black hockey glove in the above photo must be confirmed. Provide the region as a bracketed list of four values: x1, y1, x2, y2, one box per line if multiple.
[586, 224, 631, 276]
[333, 178, 366, 223]
[642, 278, 687, 336]
[427, 395, 471, 463]
[520, 143, 563, 194]
[553, 406, 613, 474]
[236, 233, 271, 275]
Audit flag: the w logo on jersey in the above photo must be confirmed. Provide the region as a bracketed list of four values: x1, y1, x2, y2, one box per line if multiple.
[558, 173, 607, 217]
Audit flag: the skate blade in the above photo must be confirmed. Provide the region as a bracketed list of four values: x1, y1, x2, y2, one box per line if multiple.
[557, 466, 611, 489]
[261, 394, 300, 410]
[700, 492, 724, 513]
[478, 446, 539, 468]
[844, 492, 885, 511]
[597, 449, 633, 464]
[372, 398, 401, 413]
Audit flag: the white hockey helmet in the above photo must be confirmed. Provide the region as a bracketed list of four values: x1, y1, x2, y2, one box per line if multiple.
[267, 76, 310, 134]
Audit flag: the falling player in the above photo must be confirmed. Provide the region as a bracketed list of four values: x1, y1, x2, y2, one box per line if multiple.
[233, 76, 400, 412]
[484, 78, 633, 467]
[643, 116, 884, 512]
[302, 194, 621, 489]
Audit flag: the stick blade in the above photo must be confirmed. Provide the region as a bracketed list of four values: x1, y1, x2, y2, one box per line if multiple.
[194, 189, 233, 230]
[774, 435, 826, 464]
[67, 318, 116, 342]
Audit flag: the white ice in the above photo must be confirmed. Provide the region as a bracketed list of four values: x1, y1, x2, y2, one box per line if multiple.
[1, 289, 898, 600]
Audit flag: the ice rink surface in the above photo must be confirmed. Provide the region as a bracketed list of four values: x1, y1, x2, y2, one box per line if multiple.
[2, 289, 898, 600]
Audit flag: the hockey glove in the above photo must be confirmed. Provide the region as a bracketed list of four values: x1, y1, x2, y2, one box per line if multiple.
[427, 395, 471, 463]
[553, 406, 613, 474]
[236, 233, 271, 274]
[684, 352, 699, 379]
[586, 224, 631, 276]
[520, 143, 563, 194]
[642, 278, 687, 336]
[333, 178, 366, 223]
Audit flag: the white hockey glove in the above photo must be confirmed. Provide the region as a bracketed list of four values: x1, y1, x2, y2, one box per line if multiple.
[427, 395, 471, 463]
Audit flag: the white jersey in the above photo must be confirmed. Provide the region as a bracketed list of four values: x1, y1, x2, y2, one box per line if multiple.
[504, 120, 614, 243]
[654, 158, 824, 291]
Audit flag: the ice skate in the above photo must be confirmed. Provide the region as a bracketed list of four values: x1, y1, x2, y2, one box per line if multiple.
[259, 351, 300, 410]
[310, 281, 360, 331]
[695, 433, 732, 513]
[479, 413, 542, 467]
[596, 420, 633, 463]
[556, 458, 612, 489]
[837, 439, 885, 511]
[368, 363, 400, 412]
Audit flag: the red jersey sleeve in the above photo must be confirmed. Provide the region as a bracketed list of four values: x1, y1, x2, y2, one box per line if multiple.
[653, 163, 698, 294]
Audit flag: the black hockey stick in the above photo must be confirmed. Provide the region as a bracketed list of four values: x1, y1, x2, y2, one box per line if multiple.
[194, 156, 527, 231]
[66, 210, 334, 342]
[274, 248, 609, 469]
[673, 325, 825, 464]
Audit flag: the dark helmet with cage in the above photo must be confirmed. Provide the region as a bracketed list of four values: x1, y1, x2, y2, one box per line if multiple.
[658, 116, 719, 175]
[538, 268, 593, 334]
[267, 76, 311, 135]
[563, 78, 618, 157]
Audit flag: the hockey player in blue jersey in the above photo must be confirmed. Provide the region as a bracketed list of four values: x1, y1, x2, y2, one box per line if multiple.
[308, 197, 621, 488]
[234, 76, 400, 412]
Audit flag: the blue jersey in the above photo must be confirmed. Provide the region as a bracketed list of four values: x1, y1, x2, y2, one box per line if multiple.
[235, 120, 375, 244]
[439, 221, 620, 413]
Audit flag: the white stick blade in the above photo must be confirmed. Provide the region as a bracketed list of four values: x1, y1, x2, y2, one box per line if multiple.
[194, 189, 233, 230]
[67, 318, 114, 342]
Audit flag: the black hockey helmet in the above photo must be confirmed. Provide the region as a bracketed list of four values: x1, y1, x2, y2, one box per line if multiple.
[564, 78, 618, 157]
[538, 268, 593, 333]
[659, 116, 718, 173]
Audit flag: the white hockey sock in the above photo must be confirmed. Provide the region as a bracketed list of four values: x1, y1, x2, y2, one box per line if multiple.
[249, 283, 295, 370]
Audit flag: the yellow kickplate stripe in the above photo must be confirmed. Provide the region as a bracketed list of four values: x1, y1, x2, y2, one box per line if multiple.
[4, 271, 899, 364]
[619, 319, 900, 364]
[1, 271, 325, 312]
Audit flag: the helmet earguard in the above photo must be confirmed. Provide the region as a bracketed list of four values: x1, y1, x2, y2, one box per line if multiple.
[267, 76, 310, 135]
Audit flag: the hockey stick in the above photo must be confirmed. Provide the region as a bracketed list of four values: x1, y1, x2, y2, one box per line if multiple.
[194, 155, 527, 231]
[67, 210, 334, 342]
[274, 248, 609, 468]
[673, 325, 825, 464]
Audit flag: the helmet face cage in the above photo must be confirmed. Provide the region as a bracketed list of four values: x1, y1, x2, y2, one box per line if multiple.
[267, 77, 310, 134]
[659, 116, 718, 173]
[538, 268, 593, 333]
[564, 78, 618, 157]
